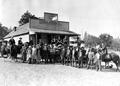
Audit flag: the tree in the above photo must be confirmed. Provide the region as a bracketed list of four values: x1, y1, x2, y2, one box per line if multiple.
[18, 11, 38, 26]
[83, 32, 100, 47]
[111, 38, 120, 51]
[99, 33, 113, 47]
[0, 23, 9, 39]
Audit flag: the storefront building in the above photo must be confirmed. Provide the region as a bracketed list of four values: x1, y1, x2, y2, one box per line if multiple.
[4, 12, 79, 45]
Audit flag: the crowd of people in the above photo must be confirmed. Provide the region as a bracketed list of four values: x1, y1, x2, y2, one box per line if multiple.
[1, 36, 68, 64]
[1, 36, 113, 71]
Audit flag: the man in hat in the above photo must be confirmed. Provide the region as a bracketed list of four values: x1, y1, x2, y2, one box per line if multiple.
[18, 37, 23, 46]
[9, 36, 17, 61]
[18, 37, 23, 54]
[9, 36, 15, 45]
[80, 47, 86, 67]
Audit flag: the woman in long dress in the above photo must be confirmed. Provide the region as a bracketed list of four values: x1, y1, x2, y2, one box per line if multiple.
[43, 44, 48, 63]
[36, 44, 41, 63]
[21, 43, 28, 63]
[26, 46, 32, 64]
[32, 45, 37, 64]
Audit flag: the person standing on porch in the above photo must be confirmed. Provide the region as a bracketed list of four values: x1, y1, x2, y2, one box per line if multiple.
[18, 37, 23, 54]
[18, 37, 23, 46]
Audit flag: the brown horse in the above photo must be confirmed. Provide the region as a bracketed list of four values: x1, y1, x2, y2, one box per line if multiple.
[101, 52, 120, 71]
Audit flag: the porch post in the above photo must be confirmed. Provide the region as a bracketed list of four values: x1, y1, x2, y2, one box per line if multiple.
[36, 33, 37, 45]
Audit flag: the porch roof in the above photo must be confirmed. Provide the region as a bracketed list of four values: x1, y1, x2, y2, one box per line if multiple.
[30, 28, 79, 36]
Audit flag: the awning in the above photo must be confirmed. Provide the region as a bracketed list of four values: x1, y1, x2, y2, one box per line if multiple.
[30, 28, 79, 36]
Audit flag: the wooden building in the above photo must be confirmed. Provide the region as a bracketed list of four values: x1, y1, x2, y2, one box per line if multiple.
[4, 12, 79, 45]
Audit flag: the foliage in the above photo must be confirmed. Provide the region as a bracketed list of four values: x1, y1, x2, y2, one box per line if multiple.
[83, 32, 100, 47]
[18, 11, 38, 26]
[111, 38, 120, 51]
[0, 23, 10, 39]
[99, 33, 113, 47]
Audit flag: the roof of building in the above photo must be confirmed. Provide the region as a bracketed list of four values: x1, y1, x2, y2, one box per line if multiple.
[4, 17, 79, 38]
[4, 23, 29, 39]
[4, 23, 79, 39]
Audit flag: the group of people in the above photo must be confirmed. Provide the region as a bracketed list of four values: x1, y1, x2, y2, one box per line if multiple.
[1, 36, 68, 64]
[60, 43, 108, 71]
[1, 36, 110, 71]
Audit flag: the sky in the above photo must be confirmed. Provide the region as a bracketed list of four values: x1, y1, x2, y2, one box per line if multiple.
[0, 0, 120, 38]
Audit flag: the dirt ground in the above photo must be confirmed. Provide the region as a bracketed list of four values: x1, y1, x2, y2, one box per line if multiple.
[0, 58, 120, 86]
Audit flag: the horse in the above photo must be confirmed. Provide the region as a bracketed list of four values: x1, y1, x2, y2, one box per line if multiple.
[101, 52, 120, 72]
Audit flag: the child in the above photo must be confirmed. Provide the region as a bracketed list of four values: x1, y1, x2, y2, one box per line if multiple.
[87, 48, 94, 69]
[94, 50, 101, 71]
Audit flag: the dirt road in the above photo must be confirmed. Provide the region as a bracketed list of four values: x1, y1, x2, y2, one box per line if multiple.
[0, 58, 120, 86]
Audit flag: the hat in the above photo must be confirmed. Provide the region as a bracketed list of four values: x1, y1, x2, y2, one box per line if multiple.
[19, 37, 22, 39]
